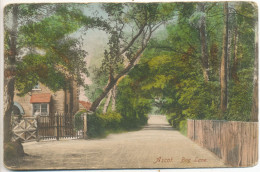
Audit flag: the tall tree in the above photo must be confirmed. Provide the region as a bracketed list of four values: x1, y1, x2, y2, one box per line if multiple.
[231, 26, 239, 82]
[198, 3, 209, 82]
[4, 4, 18, 143]
[220, 2, 229, 115]
[89, 3, 174, 112]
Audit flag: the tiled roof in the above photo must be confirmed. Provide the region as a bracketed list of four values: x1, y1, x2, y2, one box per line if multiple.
[30, 93, 51, 103]
[79, 100, 92, 110]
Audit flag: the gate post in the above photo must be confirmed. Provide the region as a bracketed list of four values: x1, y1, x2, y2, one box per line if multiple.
[83, 113, 87, 139]
[36, 116, 40, 142]
[56, 112, 59, 141]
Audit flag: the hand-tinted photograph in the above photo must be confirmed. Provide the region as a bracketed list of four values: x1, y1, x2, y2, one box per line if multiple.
[2, 1, 258, 170]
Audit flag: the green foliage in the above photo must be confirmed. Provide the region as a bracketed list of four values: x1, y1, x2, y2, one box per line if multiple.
[85, 69, 108, 102]
[9, 5, 90, 95]
[86, 111, 132, 138]
[99, 111, 122, 130]
[89, 1, 257, 134]
[5, 4, 108, 96]
[166, 113, 184, 129]
[116, 76, 150, 129]
[87, 113, 106, 138]
[15, 53, 67, 95]
[227, 69, 254, 121]
[136, 1, 256, 128]
[86, 112, 143, 138]
[19, 14, 81, 48]
[179, 120, 187, 136]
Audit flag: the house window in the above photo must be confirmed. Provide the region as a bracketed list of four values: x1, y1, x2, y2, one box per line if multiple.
[32, 83, 40, 90]
[33, 103, 49, 116]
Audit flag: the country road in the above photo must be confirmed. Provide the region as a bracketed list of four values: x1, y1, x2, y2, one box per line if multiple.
[17, 115, 227, 170]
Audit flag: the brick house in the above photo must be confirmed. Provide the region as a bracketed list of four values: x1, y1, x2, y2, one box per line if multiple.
[12, 80, 80, 117]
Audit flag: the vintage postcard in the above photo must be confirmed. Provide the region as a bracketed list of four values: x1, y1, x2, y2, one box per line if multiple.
[1, 0, 259, 170]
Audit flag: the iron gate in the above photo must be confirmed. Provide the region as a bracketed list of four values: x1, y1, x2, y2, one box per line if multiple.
[38, 113, 85, 140]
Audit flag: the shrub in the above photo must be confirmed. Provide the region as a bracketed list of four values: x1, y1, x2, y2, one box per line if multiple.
[179, 120, 187, 136]
[166, 113, 185, 129]
[99, 111, 122, 130]
[87, 113, 105, 138]
[87, 112, 124, 138]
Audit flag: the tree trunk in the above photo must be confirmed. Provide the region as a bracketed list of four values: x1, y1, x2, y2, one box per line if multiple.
[231, 27, 239, 83]
[89, 22, 154, 112]
[220, 2, 229, 115]
[4, 78, 15, 143]
[111, 85, 116, 111]
[198, 3, 209, 82]
[251, 14, 258, 122]
[89, 46, 149, 112]
[227, 23, 232, 83]
[4, 5, 18, 143]
[103, 90, 112, 114]
[69, 81, 73, 114]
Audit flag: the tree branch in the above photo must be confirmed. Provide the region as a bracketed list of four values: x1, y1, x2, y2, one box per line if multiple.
[119, 24, 146, 55]
[89, 26, 153, 112]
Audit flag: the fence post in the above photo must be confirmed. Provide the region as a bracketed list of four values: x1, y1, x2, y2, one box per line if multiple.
[56, 112, 59, 141]
[83, 113, 87, 139]
[193, 119, 195, 141]
[24, 118, 27, 141]
[36, 116, 40, 142]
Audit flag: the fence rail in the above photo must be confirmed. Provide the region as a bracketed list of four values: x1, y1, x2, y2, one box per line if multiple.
[12, 117, 37, 142]
[187, 119, 258, 167]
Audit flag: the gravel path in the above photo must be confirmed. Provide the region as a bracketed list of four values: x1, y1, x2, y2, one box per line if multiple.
[17, 115, 227, 170]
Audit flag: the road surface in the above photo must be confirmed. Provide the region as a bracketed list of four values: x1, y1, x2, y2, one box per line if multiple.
[16, 115, 227, 169]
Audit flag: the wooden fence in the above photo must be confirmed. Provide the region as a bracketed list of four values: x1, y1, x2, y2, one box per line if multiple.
[187, 119, 258, 167]
[12, 117, 37, 142]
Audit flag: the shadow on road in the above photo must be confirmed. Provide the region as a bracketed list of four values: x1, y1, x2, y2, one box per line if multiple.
[143, 124, 176, 131]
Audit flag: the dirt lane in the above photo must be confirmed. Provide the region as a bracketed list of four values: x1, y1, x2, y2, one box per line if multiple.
[17, 115, 227, 169]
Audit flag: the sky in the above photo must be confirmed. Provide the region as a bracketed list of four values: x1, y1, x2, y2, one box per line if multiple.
[70, 4, 109, 101]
